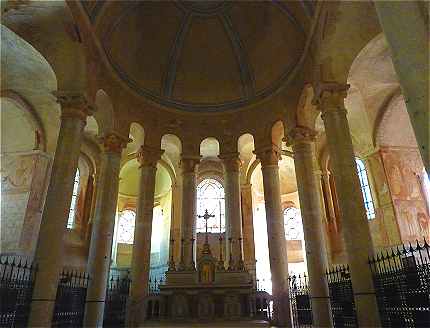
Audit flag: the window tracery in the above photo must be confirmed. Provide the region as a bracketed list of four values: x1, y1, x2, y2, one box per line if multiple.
[355, 157, 376, 220]
[117, 209, 136, 244]
[283, 207, 303, 240]
[67, 169, 80, 229]
[196, 178, 225, 233]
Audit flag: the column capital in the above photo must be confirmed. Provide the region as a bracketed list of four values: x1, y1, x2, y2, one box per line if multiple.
[220, 152, 241, 172]
[137, 146, 164, 168]
[100, 132, 131, 154]
[254, 144, 281, 167]
[180, 155, 201, 174]
[241, 182, 252, 190]
[285, 126, 317, 146]
[312, 82, 349, 114]
[53, 91, 95, 122]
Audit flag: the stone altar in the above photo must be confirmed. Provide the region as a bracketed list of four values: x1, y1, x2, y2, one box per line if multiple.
[154, 210, 256, 322]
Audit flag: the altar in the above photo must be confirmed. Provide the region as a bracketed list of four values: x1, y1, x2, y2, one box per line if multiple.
[151, 210, 256, 322]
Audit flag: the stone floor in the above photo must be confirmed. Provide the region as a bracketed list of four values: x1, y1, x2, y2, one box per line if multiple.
[143, 320, 270, 327]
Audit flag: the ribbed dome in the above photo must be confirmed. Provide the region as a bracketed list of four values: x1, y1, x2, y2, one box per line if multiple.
[92, 1, 309, 112]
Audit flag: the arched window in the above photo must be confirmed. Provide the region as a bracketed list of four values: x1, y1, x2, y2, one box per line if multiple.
[67, 169, 80, 229]
[355, 158, 376, 220]
[283, 207, 303, 240]
[196, 178, 225, 233]
[117, 210, 136, 244]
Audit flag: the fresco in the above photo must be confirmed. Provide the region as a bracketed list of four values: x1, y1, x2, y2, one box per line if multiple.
[381, 148, 430, 243]
[1, 151, 51, 255]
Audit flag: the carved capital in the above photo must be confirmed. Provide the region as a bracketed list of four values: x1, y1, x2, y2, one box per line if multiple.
[53, 91, 95, 122]
[137, 146, 164, 168]
[101, 133, 131, 154]
[254, 144, 281, 167]
[180, 156, 201, 174]
[286, 126, 317, 146]
[220, 152, 241, 172]
[312, 83, 349, 114]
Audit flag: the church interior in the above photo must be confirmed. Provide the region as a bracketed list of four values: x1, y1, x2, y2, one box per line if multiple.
[1, 1, 429, 327]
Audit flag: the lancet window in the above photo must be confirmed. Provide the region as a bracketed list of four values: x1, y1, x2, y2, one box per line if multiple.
[67, 169, 80, 229]
[196, 178, 225, 233]
[283, 207, 303, 240]
[117, 209, 136, 244]
[355, 157, 376, 220]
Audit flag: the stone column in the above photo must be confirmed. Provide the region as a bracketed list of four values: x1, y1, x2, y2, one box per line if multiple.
[375, 1, 429, 174]
[28, 92, 93, 327]
[169, 179, 182, 264]
[179, 156, 200, 270]
[127, 146, 163, 326]
[287, 127, 332, 327]
[254, 145, 292, 327]
[241, 183, 256, 280]
[84, 133, 128, 327]
[321, 171, 337, 226]
[220, 153, 243, 269]
[314, 83, 381, 327]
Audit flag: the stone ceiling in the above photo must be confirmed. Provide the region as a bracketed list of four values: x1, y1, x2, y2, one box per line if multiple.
[84, 0, 310, 113]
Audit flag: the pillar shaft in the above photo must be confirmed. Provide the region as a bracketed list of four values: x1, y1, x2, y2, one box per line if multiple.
[179, 157, 199, 270]
[375, 1, 429, 174]
[221, 153, 243, 268]
[288, 127, 332, 327]
[314, 83, 381, 327]
[169, 181, 182, 264]
[28, 93, 93, 327]
[241, 183, 256, 280]
[127, 146, 163, 326]
[84, 133, 128, 327]
[255, 146, 292, 327]
[321, 172, 337, 225]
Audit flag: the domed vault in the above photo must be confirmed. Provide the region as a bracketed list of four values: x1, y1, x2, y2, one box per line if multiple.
[91, 0, 309, 112]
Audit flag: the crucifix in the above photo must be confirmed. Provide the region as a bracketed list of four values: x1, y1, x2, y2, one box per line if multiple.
[198, 209, 215, 246]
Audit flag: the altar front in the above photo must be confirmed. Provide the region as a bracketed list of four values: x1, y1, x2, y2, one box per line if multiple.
[159, 267, 255, 321]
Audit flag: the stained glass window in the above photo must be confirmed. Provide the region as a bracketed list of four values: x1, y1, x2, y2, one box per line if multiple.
[196, 178, 225, 233]
[283, 207, 303, 240]
[355, 158, 376, 220]
[67, 169, 80, 229]
[117, 210, 136, 244]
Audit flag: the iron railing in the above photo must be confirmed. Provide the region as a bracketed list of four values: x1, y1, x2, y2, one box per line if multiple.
[326, 265, 357, 327]
[51, 269, 90, 327]
[369, 239, 430, 328]
[0, 255, 36, 327]
[103, 271, 131, 328]
[289, 273, 312, 327]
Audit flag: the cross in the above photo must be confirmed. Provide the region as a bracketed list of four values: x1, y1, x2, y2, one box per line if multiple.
[198, 209, 215, 243]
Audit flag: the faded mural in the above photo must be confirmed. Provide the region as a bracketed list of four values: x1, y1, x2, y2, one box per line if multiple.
[1, 151, 51, 255]
[381, 147, 430, 243]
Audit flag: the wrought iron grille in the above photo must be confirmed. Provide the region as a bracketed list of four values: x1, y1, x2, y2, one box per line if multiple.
[326, 265, 357, 327]
[289, 273, 312, 327]
[103, 270, 131, 328]
[51, 269, 90, 327]
[0, 255, 36, 327]
[369, 239, 430, 328]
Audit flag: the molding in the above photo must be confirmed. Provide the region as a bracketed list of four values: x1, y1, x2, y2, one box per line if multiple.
[220, 13, 255, 98]
[162, 12, 192, 98]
